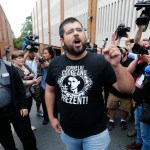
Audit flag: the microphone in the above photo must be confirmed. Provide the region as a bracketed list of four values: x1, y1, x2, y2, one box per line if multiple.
[145, 65, 150, 76]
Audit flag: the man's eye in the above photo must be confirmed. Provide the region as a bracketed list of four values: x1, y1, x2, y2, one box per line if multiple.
[76, 28, 82, 32]
[67, 29, 74, 34]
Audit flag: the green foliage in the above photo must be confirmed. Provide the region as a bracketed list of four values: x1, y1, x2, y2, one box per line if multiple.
[13, 16, 32, 49]
[13, 36, 24, 49]
[21, 16, 32, 37]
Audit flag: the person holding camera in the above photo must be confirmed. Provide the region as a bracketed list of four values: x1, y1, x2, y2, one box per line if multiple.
[45, 17, 134, 150]
[33, 46, 56, 125]
[24, 49, 43, 117]
[0, 51, 37, 150]
[126, 25, 150, 150]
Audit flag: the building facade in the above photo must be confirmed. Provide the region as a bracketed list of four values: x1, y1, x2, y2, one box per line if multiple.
[32, 0, 150, 51]
[0, 4, 14, 59]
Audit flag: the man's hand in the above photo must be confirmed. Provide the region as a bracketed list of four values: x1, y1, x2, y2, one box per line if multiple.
[50, 118, 62, 133]
[141, 51, 150, 64]
[103, 42, 121, 67]
[20, 109, 28, 117]
[26, 45, 32, 50]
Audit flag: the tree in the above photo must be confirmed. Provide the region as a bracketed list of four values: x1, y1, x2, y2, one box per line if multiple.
[13, 16, 32, 49]
[21, 16, 32, 37]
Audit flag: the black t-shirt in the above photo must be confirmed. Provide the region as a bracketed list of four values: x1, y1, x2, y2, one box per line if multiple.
[46, 52, 116, 138]
[121, 58, 134, 67]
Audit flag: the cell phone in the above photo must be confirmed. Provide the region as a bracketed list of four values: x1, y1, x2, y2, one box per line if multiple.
[130, 39, 134, 43]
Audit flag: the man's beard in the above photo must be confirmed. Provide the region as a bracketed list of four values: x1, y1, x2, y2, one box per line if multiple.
[63, 40, 87, 56]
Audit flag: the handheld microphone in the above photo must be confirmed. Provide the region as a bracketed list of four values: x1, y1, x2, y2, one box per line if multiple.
[145, 65, 150, 76]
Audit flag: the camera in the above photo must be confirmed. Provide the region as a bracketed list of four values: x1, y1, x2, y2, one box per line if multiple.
[134, 0, 150, 32]
[132, 43, 149, 54]
[103, 38, 108, 48]
[22, 34, 40, 52]
[86, 42, 97, 53]
[115, 23, 130, 40]
[130, 39, 135, 43]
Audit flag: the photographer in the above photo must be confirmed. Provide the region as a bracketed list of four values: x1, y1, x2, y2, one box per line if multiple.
[24, 49, 43, 117]
[126, 25, 150, 150]
[32, 46, 57, 125]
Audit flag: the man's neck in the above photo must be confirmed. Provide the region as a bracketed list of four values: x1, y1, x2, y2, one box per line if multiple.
[66, 50, 87, 60]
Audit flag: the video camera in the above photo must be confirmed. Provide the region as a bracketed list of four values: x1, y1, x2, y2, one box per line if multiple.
[22, 34, 40, 52]
[86, 42, 97, 53]
[132, 43, 149, 54]
[134, 0, 150, 32]
[115, 23, 130, 40]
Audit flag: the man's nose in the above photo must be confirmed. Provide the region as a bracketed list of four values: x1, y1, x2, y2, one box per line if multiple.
[74, 29, 79, 35]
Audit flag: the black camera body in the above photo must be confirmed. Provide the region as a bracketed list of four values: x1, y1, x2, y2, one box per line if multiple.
[22, 34, 40, 52]
[132, 43, 149, 54]
[115, 23, 130, 40]
[86, 42, 97, 53]
[103, 38, 108, 48]
[135, 0, 150, 32]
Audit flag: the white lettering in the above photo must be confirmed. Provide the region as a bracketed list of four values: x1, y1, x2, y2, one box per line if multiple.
[62, 95, 88, 105]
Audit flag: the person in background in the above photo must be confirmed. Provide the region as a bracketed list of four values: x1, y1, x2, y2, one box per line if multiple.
[24, 49, 43, 117]
[11, 50, 42, 131]
[33, 46, 56, 125]
[45, 17, 134, 150]
[0, 51, 37, 150]
[126, 26, 150, 150]
[107, 46, 134, 131]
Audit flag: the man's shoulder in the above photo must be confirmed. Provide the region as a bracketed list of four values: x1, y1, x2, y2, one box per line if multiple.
[51, 54, 66, 63]
[88, 53, 106, 63]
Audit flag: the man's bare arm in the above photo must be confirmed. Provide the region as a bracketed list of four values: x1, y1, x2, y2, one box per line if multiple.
[45, 84, 61, 133]
[112, 64, 135, 94]
[45, 84, 56, 121]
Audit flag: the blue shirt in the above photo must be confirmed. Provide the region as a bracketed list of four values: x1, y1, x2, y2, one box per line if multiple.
[41, 59, 51, 89]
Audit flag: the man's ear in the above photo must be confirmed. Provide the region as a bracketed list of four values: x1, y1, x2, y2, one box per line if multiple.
[60, 38, 64, 47]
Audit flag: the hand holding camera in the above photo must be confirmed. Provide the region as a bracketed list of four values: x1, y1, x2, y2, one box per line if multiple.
[135, 0, 150, 32]
[22, 33, 40, 52]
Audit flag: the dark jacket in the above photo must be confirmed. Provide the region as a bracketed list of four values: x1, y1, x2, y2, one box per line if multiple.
[5, 61, 27, 111]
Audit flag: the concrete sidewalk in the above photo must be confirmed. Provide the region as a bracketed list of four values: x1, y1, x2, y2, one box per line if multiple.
[0, 102, 135, 150]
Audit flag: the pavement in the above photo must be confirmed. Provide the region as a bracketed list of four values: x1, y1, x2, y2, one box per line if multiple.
[0, 101, 135, 150]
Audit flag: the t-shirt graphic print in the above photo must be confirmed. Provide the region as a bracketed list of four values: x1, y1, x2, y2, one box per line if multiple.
[57, 65, 92, 105]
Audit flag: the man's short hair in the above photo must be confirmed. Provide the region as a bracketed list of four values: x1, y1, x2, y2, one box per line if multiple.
[59, 17, 83, 38]
[11, 50, 24, 59]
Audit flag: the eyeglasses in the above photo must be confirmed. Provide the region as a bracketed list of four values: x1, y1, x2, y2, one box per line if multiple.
[64, 27, 87, 36]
